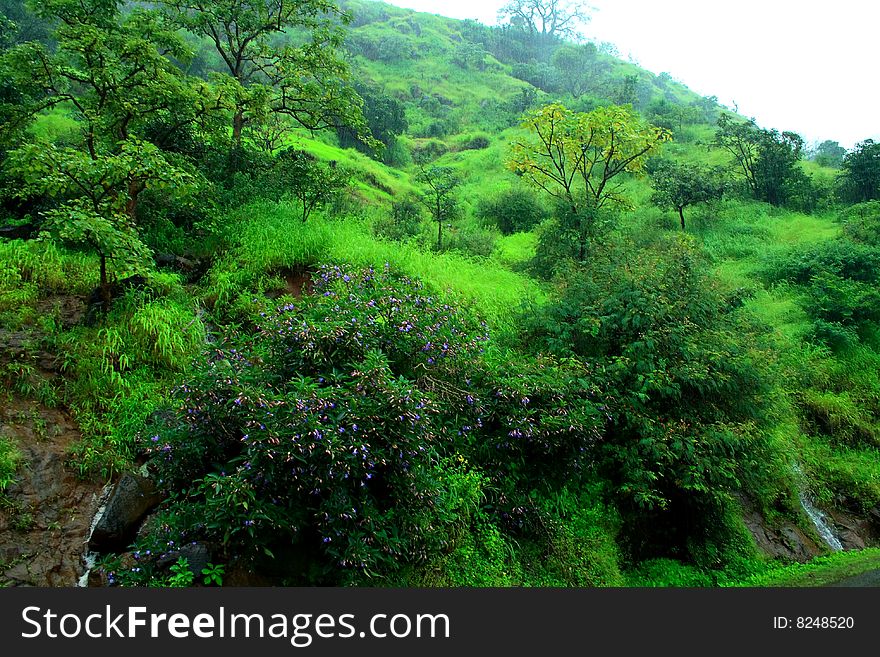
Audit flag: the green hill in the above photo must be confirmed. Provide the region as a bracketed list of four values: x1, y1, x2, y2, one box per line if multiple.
[2, 0, 879, 588]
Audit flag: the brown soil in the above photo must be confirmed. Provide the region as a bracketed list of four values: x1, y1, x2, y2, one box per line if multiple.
[267, 266, 315, 300]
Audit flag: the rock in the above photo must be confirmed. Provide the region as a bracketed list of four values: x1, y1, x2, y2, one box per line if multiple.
[89, 472, 162, 553]
[158, 543, 212, 579]
[837, 529, 866, 551]
[155, 253, 197, 272]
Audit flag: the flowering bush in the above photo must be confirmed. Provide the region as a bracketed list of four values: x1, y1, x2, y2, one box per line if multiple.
[143, 265, 490, 581]
[133, 264, 611, 584]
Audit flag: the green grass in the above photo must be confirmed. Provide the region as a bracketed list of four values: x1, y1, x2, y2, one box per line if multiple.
[206, 201, 546, 337]
[494, 231, 538, 267]
[0, 436, 22, 492]
[736, 549, 880, 587]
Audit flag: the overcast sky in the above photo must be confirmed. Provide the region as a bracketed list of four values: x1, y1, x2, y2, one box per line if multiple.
[377, 0, 879, 149]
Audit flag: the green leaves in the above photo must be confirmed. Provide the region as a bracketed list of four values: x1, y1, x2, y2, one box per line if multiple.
[508, 102, 669, 254]
[649, 159, 726, 230]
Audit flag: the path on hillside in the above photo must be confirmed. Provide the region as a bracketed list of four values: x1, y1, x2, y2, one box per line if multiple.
[825, 569, 880, 587]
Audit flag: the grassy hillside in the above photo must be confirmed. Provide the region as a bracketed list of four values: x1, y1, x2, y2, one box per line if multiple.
[2, 0, 879, 588]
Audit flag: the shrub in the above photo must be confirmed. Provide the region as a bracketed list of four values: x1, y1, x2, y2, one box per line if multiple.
[841, 201, 880, 246]
[477, 188, 547, 235]
[521, 236, 775, 517]
[142, 265, 491, 583]
[766, 240, 880, 285]
[373, 197, 423, 242]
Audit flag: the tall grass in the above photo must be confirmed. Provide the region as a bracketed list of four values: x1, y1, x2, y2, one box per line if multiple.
[204, 200, 546, 336]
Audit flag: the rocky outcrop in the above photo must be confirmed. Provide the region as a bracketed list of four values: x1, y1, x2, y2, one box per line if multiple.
[737, 494, 824, 562]
[88, 472, 161, 553]
[0, 398, 104, 587]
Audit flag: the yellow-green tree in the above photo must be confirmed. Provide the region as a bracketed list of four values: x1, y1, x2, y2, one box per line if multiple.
[508, 103, 669, 261]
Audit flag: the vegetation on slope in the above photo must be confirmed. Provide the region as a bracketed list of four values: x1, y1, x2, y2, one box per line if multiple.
[2, 0, 880, 587]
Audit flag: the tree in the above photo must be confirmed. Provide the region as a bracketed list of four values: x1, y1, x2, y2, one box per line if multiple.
[336, 81, 407, 161]
[498, 0, 590, 43]
[840, 139, 880, 203]
[650, 160, 726, 230]
[159, 0, 368, 147]
[9, 140, 196, 296]
[811, 139, 846, 169]
[508, 103, 670, 260]
[550, 43, 609, 97]
[713, 115, 805, 207]
[264, 148, 350, 222]
[1, 0, 204, 295]
[478, 187, 547, 235]
[416, 163, 459, 250]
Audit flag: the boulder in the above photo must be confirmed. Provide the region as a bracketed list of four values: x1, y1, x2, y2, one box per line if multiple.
[88, 472, 161, 553]
[157, 543, 212, 579]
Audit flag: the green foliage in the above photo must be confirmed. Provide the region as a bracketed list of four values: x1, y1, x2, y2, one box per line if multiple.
[649, 159, 726, 230]
[803, 439, 880, 512]
[801, 389, 879, 448]
[416, 163, 460, 250]
[477, 187, 548, 235]
[766, 238, 880, 347]
[767, 240, 880, 285]
[509, 103, 670, 215]
[337, 82, 408, 163]
[0, 435, 21, 492]
[550, 43, 608, 97]
[841, 201, 880, 246]
[259, 148, 351, 222]
[168, 558, 195, 587]
[713, 115, 809, 208]
[373, 197, 423, 242]
[144, 265, 492, 582]
[523, 235, 775, 519]
[839, 139, 880, 203]
[159, 0, 369, 147]
[201, 562, 225, 586]
[810, 140, 846, 169]
[8, 137, 199, 290]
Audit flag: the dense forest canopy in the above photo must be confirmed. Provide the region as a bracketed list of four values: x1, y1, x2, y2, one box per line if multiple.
[2, 0, 880, 589]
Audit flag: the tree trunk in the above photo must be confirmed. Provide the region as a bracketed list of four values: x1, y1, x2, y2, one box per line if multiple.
[678, 207, 686, 231]
[126, 180, 146, 222]
[99, 253, 111, 310]
[232, 109, 245, 147]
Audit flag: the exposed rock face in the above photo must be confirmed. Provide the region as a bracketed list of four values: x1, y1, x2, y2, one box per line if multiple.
[737, 494, 824, 562]
[88, 472, 161, 554]
[0, 398, 103, 587]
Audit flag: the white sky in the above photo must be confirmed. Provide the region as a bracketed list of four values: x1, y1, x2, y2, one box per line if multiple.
[376, 0, 879, 149]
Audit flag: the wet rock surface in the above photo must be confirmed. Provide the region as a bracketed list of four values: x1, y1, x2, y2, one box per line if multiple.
[88, 472, 161, 554]
[738, 494, 824, 562]
[0, 398, 103, 587]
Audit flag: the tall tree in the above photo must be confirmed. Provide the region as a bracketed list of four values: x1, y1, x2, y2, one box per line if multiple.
[811, 139, 846, 169]
[416, 163, 459, 250]
[1, 0, 203, 295]
[498, 0, 590, 42]
[159, 0, 368, 147]
[550, 43, 609, 97]
[509, 103, 669, 260]
[713, 115, 805, 207]
[510, 103, 670, 213]
[840, 139, 880, 203]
